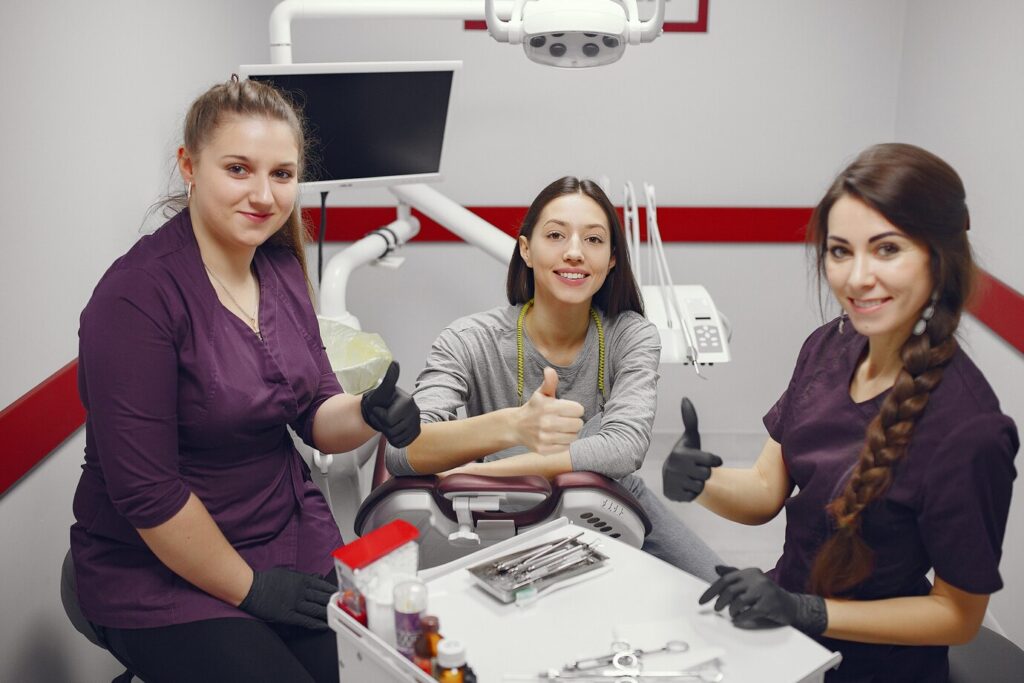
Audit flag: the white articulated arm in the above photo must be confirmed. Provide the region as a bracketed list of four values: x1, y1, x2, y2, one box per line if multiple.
[390, 184, 516, 265]
[638, 0, 665, 42]
[319, 205, 420, 325]
[318, 185, 516, 325]
[271, 0, 516, 64]
[485, 0, 510, 41]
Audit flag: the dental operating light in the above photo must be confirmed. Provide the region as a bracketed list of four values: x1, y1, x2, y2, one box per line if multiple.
[269, 1, 666, 68]
[486, 0, 666, 67]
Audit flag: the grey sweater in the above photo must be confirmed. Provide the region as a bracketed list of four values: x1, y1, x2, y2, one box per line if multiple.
[386, 304, 661, 479]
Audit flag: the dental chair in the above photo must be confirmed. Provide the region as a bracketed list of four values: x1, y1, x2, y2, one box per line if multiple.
[353, 437, 652, 569]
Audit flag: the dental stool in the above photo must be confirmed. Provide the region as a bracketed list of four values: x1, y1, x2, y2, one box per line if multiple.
[354, 438, 652, 568]
[948, 625, 1024, 683]
[60, 550, 136, 682]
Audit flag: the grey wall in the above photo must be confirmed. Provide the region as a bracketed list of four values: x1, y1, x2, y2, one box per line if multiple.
[0, 1, 281, 680]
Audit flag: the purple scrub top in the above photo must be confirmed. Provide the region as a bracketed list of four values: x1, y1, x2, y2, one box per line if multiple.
[764, 321, 1018, 682]
[70, 209, 344, 629]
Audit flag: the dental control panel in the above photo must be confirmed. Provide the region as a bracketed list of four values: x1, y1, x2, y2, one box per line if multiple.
[642, 284, 731, 365]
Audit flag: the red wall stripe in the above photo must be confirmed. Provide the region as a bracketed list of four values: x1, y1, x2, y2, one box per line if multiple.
[968, 271, 1024, 354]
[464, 0, 709, 33]
[301, 206, 813, 244]
[3, 202, 1021, 496]
[0, 359, 84, 495]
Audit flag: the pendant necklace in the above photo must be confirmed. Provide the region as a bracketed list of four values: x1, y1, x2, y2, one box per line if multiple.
[204, 262, 262, 340]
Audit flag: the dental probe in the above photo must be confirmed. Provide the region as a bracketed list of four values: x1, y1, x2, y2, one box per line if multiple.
[496, 531, 585, 573]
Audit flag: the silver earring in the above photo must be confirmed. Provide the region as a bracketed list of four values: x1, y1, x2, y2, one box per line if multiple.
[913, 292, 939, 336]
[186, 182, 192, 201]
[838, 311, 848, 334]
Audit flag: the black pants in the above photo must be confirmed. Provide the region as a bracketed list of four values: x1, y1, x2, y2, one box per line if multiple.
[98, 618, 339, 683]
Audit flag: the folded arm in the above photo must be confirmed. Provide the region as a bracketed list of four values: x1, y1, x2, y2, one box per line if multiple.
[443, 451, 573, 480]
[824, 577, 988, 645]
[137, 493, 253, 606]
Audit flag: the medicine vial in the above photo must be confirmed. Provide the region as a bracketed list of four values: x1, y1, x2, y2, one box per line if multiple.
[393, 578, 428, 659]
[437, 639, 467, 683]
[413, 615, 441, 674]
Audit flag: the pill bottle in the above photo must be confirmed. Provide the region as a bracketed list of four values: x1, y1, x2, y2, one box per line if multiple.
[436, 639, 466, 683]
[412, 615, 441, 674]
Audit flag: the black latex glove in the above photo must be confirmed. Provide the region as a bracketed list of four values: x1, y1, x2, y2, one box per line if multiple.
[360, 361, 421, 448]
[238, 568, 336, 631]
[698, 565, 828, 636]
[662, 398, 722, 502]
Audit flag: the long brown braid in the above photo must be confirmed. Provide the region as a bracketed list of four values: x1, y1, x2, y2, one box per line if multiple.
[806, 144, 975, 597]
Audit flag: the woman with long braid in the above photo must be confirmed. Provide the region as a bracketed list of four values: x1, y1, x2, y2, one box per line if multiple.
[663, 143, 1018, 681]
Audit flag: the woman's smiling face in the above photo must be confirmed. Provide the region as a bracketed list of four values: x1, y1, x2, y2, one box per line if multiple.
[825, 193, 933, 344]
[519, 192, 616, 309]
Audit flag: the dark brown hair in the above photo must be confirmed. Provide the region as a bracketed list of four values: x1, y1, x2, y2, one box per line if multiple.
[172, 76, 313, 287]
[807, 143, 975, 596]
[506, 176, 644, 317]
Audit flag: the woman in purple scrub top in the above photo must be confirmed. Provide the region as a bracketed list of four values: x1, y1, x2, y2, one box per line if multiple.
[663, 143, 1018, 682]
[70, 77, 419, 683]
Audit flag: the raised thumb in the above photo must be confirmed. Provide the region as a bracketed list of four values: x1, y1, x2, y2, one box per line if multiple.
[369, 361, 399, 404]
[538, 367, 558, 398]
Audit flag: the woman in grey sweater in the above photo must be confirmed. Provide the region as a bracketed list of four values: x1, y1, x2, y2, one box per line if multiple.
[386, 176, 720, 580]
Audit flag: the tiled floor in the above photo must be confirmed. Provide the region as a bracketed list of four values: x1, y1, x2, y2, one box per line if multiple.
[636, 431, 788, 573]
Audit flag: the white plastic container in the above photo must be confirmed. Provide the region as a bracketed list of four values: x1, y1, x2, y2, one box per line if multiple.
[332, 519, 419, 640]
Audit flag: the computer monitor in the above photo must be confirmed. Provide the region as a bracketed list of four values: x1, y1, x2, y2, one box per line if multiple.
[238, 61, 461, 194]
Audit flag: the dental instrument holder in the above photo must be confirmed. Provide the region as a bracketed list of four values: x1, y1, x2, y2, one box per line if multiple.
[625, 181, 732, 372]
[332, 519, 420, 631]
[466, 536, 609, 604]
[644, 183, 700, 376]
[445, 488, 550, 546]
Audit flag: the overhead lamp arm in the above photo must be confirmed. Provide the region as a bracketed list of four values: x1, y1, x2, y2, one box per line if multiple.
[270, 0, 516, 64]
[638, 0, 665, 42]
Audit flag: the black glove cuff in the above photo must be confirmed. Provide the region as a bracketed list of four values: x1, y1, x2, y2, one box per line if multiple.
[359, 394, 377, 429]
[793, 594, 828, 636]
[238, 570, 263, 613]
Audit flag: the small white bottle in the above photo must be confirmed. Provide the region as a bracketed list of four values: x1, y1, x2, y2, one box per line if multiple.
[436, 639, 467, 683]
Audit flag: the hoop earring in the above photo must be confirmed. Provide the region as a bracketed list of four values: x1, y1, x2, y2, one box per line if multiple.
[913, 292, 939, 336]
[186, 182, 192, 202]
[838, 311, 848, 334]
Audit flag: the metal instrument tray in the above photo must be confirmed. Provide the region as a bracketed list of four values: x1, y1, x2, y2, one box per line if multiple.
[466, 537, 609, 604]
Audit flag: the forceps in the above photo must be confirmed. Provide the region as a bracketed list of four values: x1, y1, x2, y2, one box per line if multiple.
[537, 668, 723, 682]
[549, 640, 723, 682]
[566, 640, 689, 672]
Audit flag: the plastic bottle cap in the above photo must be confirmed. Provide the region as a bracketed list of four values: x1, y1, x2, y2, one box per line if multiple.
[393, 578, 428, 612]
[436, 638, 466, 668]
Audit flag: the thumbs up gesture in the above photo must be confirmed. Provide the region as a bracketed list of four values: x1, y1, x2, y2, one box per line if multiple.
[514, 367, 584, 454]
[662, 398, 722, 502]
[360, 361, 421, 448]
